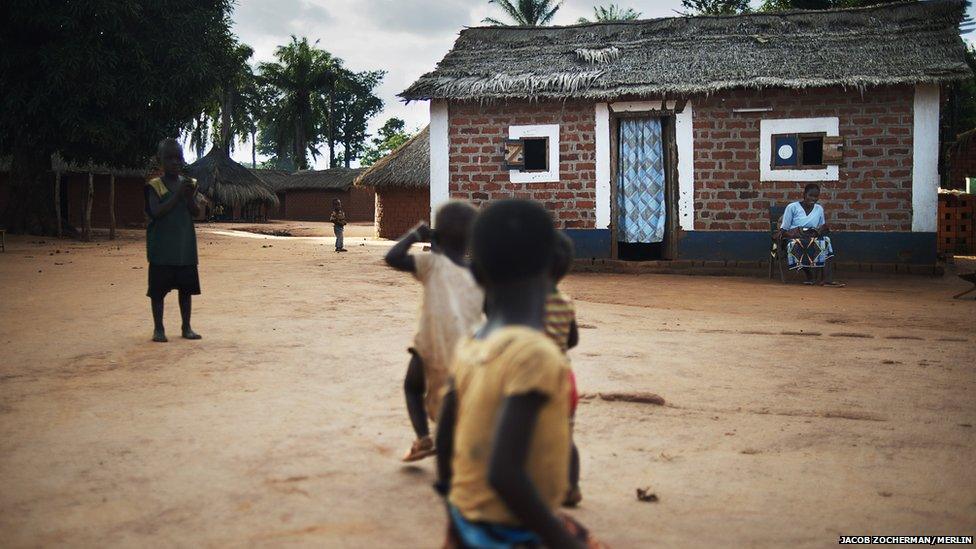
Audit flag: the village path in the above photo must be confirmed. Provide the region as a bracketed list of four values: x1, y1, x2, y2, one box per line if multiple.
[0, 227, 974, 548]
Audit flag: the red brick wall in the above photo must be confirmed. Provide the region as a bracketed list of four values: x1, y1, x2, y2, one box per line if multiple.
[65, 174, 146, 228]
[273, 186, 375, 222]
[376, 187, 430, 239]
[693, 85, 915, 232]
[448, 101, 597, 228]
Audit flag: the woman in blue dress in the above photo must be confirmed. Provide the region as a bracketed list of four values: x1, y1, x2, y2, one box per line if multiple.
[779, 183, 845, 287]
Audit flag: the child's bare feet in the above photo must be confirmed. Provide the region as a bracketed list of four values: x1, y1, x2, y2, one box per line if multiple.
[182, 328, 202, 340]
[152, 329, 168, 343]
[402, 435, 435, 462]
[562, 485, 583, 507]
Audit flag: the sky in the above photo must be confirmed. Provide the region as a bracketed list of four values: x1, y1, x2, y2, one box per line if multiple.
[220, 0, 976, 170]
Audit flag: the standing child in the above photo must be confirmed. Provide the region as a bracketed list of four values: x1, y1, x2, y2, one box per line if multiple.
[144, 138, 203, 343]
[545, 232, 583, 507]
[385, 201, 483, 462]
[435, 199, 601, 549]
[330, 198, 348, 253]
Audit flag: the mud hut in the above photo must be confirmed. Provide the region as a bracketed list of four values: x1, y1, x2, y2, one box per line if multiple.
[187, 148, 278, 221]
[400, 0, 971, 267]
[355, 126, 430, 239]
[252, 167, 373, 222]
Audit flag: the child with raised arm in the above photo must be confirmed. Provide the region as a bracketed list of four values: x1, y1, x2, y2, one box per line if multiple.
[384, 201, 483, 462]
[545, 232, 584, 507]
[435, 200, 602, 549]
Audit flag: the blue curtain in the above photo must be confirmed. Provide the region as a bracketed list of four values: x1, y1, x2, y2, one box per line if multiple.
[617, 118, 665, 244]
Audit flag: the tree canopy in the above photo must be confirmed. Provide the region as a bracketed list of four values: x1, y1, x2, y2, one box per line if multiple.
[483, 0, 563, 26]
[577, 3, 642, 23]
[360, 118, 415, 167]
[0, 0, 238, 234]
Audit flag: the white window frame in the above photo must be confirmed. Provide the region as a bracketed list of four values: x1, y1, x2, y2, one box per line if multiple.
[760, 117, 839, 182]
[508, 124, 560, 183]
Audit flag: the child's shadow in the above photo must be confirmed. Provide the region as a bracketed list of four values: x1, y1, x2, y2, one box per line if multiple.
[400, 465, 431, 480]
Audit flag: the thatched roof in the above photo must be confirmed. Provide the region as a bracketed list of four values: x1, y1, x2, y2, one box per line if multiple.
[400, 0, 971, 102]
[186, 148, 279, 209]
[355, 126, 430, 189]
[250, 167, 364, 192]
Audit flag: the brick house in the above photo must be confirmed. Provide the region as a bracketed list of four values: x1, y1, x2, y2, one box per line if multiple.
[354, 126, 431, 239]
[252, 167, 374, 223]
[399, 0, 971, 265]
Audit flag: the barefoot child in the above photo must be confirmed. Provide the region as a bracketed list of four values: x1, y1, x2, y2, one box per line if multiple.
[384, 201, 482, 462]
[545, 232, 583, 507]
[144, 138, 202, 343]
[435, 200, 601, 549]
[330, 199, 348, 253]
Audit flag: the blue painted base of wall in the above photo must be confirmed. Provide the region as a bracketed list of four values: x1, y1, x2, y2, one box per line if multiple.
[564, 229, 937, 265]
[564, 229, 612, 259]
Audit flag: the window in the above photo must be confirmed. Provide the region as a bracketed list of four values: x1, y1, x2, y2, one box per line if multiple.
[522, 137, 548, 171]
[507, 124, 560, 184]
[772, 132, 825, 169]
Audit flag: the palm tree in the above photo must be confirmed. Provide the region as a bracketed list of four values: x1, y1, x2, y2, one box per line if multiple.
[258, 37, 338, 170]
[577, 3, 641, 23]
[483, 0, 563, 26]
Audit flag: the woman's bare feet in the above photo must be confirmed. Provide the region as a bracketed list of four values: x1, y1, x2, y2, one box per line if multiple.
[402, 435, 435, 462]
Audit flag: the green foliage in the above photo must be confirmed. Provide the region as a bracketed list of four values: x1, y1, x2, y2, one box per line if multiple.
[0, 0, 235, 167]
[255, 37, 384, 170]
[333, 70, 385, 167]
[360, 118, 414, 167]
[483, 0, 563, 26]
[679, 0, 750, 15]
[577, 3, 641, 23]
[257, 36, 339, 170]
[0, 0, 237, 233]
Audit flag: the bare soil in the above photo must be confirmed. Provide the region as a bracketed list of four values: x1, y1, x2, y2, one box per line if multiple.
[1, 226, 974, 547]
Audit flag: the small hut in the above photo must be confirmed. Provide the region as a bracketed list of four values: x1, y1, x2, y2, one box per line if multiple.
[187, 148, 278, 221]
[253, 167, 373, 222]
[355, 126, 430, 239]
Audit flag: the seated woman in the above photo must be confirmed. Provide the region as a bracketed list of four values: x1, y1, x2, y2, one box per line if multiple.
[778, 183, 845, 287]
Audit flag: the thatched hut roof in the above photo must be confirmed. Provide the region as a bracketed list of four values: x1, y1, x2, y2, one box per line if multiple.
[250, 167, 364, 193]
[354, 126, 430, 189]
[186, 148, 279, 209]
[401, 0, 971, 102]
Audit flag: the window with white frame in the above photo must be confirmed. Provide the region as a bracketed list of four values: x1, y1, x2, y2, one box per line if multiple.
[760, 118, 843, 182]
[505, 124, 560, 183]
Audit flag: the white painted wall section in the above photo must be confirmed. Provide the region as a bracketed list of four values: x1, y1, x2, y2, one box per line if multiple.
[675, 101, 695, 231]
[602, 100, 696, 231]
[594, 103, 611, 229]
[912, 84, 940, 233]
[759, 117, 839, 182]
[429, 100, 450, 225]
[508, 124, 561, 184]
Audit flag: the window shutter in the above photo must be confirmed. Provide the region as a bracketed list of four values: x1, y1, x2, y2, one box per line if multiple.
[822, 136, 844, 165]
[504, 139, 525, 170]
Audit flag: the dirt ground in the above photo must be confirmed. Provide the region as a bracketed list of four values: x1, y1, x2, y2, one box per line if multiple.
[1, 223, 974, 548]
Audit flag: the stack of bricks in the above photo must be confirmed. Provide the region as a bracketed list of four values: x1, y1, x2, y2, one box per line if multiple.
[937, 193, 975, 255]
[693, 85, 914, 232]
[375, 188, 430, 239]
[448, 101, 597, 229]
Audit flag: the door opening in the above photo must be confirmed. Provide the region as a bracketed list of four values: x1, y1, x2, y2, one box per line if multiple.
[612, 114, 677, 261]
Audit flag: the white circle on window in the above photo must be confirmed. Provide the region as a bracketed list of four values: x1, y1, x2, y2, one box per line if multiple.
[777, 144, 794, 160]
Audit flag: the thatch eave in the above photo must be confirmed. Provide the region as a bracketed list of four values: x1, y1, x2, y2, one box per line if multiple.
[354, 126, 430, 190]
[399, 0, 971, 102]
[187, 148, 279, 209]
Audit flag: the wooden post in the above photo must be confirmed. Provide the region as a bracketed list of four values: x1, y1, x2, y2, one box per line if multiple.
[54, 171, 62, 239]
[108, 173, 116, 240]
[84, 166, 93, 241]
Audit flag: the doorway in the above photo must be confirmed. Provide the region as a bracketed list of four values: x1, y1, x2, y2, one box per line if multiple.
[611, 113, 678, 261]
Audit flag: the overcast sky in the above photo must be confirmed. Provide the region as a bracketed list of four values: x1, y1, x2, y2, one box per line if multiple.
[221, 0, 975, 170]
